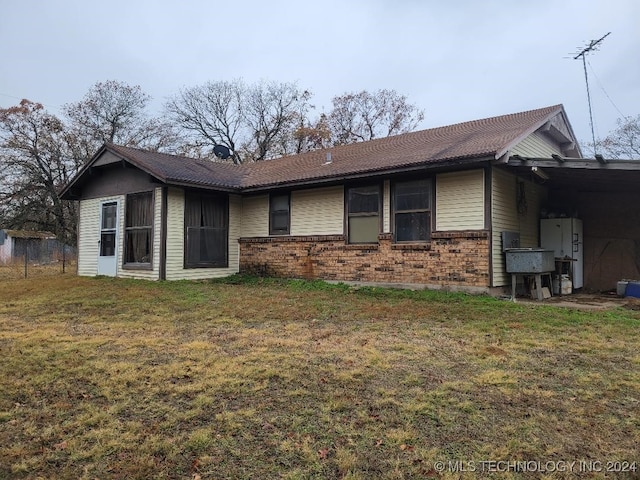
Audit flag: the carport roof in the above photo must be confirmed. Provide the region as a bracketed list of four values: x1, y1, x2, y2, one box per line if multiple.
[504, 156, 640, 192]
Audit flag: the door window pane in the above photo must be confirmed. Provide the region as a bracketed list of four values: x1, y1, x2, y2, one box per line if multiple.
[102, 203, 117, 230]
[100, 232, 116, 257]
[100, 202, 118, 257]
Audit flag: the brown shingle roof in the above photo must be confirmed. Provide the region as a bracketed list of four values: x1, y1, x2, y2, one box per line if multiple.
[242, 104, 563, 188]
[62, 105, 565, 197]
[104, 144, 245, 190]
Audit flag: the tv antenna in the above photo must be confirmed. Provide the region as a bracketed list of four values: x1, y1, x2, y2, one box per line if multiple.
[571, 32, 610, 155]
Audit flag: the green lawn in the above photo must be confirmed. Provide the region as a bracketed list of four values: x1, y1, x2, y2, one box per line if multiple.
[0, 274, 639, 479]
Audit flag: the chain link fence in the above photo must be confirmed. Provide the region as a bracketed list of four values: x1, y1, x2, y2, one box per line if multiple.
[0, 239, 77, 280]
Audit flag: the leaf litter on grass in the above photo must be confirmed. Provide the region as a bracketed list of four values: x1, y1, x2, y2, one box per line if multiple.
[0, 274, 639, 479]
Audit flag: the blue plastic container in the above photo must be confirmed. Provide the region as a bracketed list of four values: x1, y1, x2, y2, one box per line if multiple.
[625, 281, 640, 299]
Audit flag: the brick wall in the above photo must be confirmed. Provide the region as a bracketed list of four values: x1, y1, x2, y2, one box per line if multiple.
[239, 231, 490, 288]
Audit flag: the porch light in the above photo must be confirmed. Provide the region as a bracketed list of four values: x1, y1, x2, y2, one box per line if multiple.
[531, 166, 549, 180]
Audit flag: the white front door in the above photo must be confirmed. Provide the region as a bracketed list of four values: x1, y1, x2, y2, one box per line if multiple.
[97, 201, 118, 276]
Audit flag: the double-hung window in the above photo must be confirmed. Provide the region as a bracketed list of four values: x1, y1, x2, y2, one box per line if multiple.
[269, 193, 290, 235]
[347, 185, 381, 244]
[393, 179, 432, 242]
[124, 192, 153, 267]
[184, 192, 228, 268]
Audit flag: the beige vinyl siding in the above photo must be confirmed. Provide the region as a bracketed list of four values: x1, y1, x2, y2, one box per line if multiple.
[511, 131, 563, 157]
[77, 196, 121, 276]
[290, 186, 344, 236]
[435, 170, 485, 231]
[492, 169, 518, 286]
[118, 187, 162, 280]
[165, 188, 184, 278]
[241, 195, 269, 237]
[227, 195, 241, 273]
[519, 183, 545, 248]
[383, 180, 390, 233]
[491, 169, 547, 286]
[228, 195, 241, 273]
[165, 188, 240, 280]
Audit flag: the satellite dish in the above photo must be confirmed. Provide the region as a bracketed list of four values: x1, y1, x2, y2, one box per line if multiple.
[213, 145, 232, 160]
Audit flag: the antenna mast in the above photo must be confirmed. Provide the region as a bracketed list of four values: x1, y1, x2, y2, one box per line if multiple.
[572, 32, 610, 155]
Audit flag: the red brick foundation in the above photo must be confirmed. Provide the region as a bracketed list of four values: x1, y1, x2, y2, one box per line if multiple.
[239, 231, 490, 288]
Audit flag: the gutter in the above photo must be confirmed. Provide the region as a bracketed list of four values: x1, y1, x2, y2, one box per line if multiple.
[240, 156, 494, 193]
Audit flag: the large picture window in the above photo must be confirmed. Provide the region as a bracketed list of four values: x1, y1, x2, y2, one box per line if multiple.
[185, 192, 228, 268]
[347, 185, 380, 244]
[124, 192, 153, 266]
[393, 179, 431, 242]
[269, 193, 290, 235]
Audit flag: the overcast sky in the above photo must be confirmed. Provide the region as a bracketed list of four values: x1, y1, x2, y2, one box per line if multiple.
[1, 0, 638, 155]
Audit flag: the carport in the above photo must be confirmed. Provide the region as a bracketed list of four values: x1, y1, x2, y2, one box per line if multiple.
[504, 156, 640, 291]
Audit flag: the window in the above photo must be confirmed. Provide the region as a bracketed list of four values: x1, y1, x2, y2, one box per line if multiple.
[347, 185, 380, 244]
[269, 193, 290, 235]
[184, 192, 228, 268]
[124, 192, 153, 266]
[393, 179, 431, 242]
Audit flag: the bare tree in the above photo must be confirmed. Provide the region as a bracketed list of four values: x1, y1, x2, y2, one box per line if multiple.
[165, 79, 244, 162]
[0, 100, 80, 244]
[597, 115, 640, 159]
[64, 80, 178, 158]
[242, 82, 311, 161]
[165, 79, 312, 163]
[0, 82, 178, 246]
[292, 113, 332, 153]
[328, 89, 425, 145]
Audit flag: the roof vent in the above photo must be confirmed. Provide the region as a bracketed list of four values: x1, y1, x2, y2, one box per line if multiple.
[324, 152, 332, 165]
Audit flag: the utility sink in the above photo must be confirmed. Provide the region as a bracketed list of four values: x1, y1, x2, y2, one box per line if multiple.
[505, 248, 555, 273]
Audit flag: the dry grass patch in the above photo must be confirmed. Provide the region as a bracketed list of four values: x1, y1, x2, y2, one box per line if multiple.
[0, 260, 76, 281]
[0, 275, 639, 479]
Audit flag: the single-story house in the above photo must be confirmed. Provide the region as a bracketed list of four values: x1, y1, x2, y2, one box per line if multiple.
[60, 104, 640, 293]
[0, 229, 57, 264]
